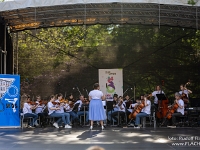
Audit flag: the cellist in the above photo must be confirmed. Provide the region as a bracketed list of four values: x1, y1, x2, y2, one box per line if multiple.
[167, 92, 184, 127]
[134, 94, 151, 128]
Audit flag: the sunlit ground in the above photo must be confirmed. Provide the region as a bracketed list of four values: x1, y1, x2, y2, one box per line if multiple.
[0, 127, 200, 150]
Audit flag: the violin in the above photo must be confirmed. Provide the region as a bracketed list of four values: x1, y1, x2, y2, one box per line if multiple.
[27, 101, 37, 105]
[52, 101, 60, 105]
[60, 99, 68, 104]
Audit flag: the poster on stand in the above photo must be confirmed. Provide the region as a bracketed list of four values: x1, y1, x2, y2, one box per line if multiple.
[0, 74, 20, 128]
[99, 69, 123, 101]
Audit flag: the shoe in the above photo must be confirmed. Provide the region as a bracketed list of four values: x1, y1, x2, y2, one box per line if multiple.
[90, 126, 93, 130]
[28, 125, 35, 128]
[65, 124, 72, 128]
[101, 126, 104, 130]
[53, 122, 59, 128]
[34, 121, 39, 126]
[134, 126, 140, 129]
[129, 123, 135, 127]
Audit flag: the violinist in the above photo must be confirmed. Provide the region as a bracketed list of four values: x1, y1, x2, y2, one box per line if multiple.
[35, 95, 48, 127]
[111, 96, 126, 124]
[47, 94, 71, 129]
[64, 100, 79, 124]
[167, 92, 184, 127]
[107, 94, 119, 124]
[55, 93, 72, 128]
[134, 94, 151, 128]
[22, 95, 39, 128]
[152, 85, 164, 109]
[74, 95, 89, 126]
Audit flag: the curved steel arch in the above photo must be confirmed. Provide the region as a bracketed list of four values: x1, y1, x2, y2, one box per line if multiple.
[0, 2, 200, 32]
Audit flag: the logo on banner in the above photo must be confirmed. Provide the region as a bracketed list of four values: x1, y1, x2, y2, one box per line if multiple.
[0, 78, 18, 113]
[106, 76, 115, 93]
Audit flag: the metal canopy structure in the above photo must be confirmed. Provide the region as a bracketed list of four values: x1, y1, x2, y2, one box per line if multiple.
[0, 0, 200, 32]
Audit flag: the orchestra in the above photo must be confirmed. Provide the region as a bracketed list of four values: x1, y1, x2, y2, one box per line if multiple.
[20, 82, 195, 129]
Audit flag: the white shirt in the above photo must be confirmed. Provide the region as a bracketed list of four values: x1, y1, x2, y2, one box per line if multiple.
[141, 100, 151, 115]
[176, 99, 184, 115]
[23, 103, 32, 114]
[179, 90, 189, 98]
[48, 102, 55, 115]
[152, 90, 164, 104]
[116, 102, 126, 112]
[89, 90, 103, 99]
[64, 104, 72, 112]
[130, 103, 137, 108]
[35, 101, 44, 114]
[74, 100, 82, 111]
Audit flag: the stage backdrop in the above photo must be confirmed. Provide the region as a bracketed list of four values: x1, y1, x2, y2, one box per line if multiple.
[0, 74, 20, 128]
[99, 69, 123, 101]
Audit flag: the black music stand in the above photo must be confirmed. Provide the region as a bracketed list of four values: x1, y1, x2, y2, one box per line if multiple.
[73, 103, 80, 112]
[156, 94, 167, 101]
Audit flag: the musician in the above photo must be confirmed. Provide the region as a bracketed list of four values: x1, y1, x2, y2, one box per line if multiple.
[107, 94, 119, 123]
[34, 95, 48, 127]
[48, 95, 71, 128]
[168, 92, 184, 126]
[89, 83, 106, 130]
[111, 96, 126, 124]
[134, 94, 151, 128]
[22, 95, 39, 128]
[152, 85, 164, 108]
[68, 94, 76, 102]
[55, 93, 72, 128]
[124, 95, 130, 103]
[179, 84, 192, 96]
[74, 95, 89, 125]
[64, 101, 79, 124]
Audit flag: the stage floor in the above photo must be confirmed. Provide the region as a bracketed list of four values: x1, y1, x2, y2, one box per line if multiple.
[0, 126, 200, 150]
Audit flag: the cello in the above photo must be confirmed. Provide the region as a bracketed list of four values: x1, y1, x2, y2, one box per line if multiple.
[128, 99, 145, 120]
[161, 100, 179, 126]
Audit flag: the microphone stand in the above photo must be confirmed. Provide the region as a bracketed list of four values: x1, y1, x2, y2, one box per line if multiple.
[76, 86, 82, 95]
[123, 88, 129, 96]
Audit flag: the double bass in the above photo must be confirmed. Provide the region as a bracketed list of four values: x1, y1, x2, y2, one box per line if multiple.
[156, 94, 169, 119]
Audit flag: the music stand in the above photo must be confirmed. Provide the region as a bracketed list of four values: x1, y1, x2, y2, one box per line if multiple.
[156, 94, 167, 101]
[73, 103, 80, 112]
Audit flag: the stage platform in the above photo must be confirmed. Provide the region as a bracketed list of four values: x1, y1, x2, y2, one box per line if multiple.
[0, 126, 200, 150]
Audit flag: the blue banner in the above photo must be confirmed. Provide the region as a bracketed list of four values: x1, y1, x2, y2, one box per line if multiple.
[0, 74, 20, 127]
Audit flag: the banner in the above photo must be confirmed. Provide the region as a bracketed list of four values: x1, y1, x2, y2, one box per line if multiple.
[99, 69, 123, 101]
[0, 74, 20, 128]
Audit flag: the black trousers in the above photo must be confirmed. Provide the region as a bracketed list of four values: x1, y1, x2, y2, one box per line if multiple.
[111, 111, 125, 123]
[172, 112, 182, 125]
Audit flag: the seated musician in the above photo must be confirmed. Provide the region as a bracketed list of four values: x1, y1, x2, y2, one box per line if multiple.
[47, 95, 71, 129]
[64, 101, 79, 124]
[168, 92, 184, 126]
[74, 95, 89, 125]
[107, 94, 119, 123]
[35, 95, 48, 127]
[22, 95, 39, 128]
[134, 94, 151, 128]
[111, 96, 126, 124]
[55, 93, 72, 128]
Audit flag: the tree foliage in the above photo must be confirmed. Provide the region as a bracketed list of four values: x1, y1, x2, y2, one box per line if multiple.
[16, 24, 200, 100]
